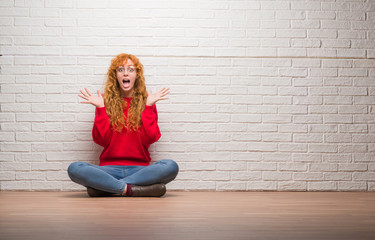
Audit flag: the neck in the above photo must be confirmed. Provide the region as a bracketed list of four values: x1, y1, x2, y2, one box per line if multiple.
[121, 90, 133, 98]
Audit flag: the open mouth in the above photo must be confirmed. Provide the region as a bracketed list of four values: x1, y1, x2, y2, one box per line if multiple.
[122, 79, 131, 89]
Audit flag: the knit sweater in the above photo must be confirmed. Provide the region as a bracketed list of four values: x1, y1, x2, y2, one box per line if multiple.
[92, 97, 161, 166]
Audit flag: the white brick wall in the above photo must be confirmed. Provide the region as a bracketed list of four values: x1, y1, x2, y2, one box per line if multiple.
[1, 0, 374, 192]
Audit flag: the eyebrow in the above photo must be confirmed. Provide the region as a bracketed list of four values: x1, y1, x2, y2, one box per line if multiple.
[117, 65, 135, 68]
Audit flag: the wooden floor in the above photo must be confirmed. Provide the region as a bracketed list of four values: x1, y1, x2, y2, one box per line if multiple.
[0, 191, 375, 240]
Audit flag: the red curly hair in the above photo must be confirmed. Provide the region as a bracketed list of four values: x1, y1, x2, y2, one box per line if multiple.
[104, 53, 148, 132]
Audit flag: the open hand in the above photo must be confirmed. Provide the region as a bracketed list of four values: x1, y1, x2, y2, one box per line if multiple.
[146, 87, 170, 106]
[78, 88, 105, 108]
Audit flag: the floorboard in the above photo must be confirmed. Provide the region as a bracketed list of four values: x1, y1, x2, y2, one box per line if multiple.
[1, 191, 374, 240]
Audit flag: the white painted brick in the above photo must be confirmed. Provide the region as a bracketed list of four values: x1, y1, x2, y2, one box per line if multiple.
[248, 163, 277, 171]
[279, 106, 307, 114]
[262, 115, 292, 124]
[231, 171, 262, 181]
[353, 96, 375, 105]
[32, 181, 62, 191]
[32, 143, 63, 152]
[1, 1, 374, 192]
[16, 171, 45, 180]
[1, 163, 31, 171]
[248, 106, 277, 114]
[1, 181, 31, 191]
[291, 39, 320, 48]
[263, 172, 292, 181]
[324, 172, 351, 181]
[324, 134, 352, 143]
[323, 154, 352, 163]
[293, 154, 322, 162]
[263, 153, 292, 162]
[232, 134, 261, 142]
[247, 124, 277, 132]
[216, 162, 246, 171]
[339, 87, 368, 96]
[278, 181, 307, 191]
[309, 106, 338, 114]
[308, 182, 337, 191]
[338, 182, 367, 191]
[1, 143, 31, 152]
[353, 154, 375, 162]
[324, 115, 353, 124]
[279, 124, 308, 133]
[247, 181, 277, 191]
[279, 163, 307, 172]
[322, 2, 350, 11]
[247, 142, 278, 152]
[309, 144, 338, 153]
[263, 133, 292, 142]
[0, 171, 15, 181]
[339, 144, 367, 153]
[353, 172, 375, 181]
[310, 163, 338, 172]
[279, 143, 308, 153]
[337, 49, 366, 58]
[294, 172, 324, 181]
[201, 171, 230, 181]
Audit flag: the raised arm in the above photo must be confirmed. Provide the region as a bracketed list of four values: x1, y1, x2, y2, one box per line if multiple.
[141, 88, 170, 145]
[78, 88, 111, 147]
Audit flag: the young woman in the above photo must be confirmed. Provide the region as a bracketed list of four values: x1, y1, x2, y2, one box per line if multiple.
[67, 53, 179, 197]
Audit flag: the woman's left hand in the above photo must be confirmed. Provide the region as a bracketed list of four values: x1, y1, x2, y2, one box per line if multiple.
[146, 87, 170, 106]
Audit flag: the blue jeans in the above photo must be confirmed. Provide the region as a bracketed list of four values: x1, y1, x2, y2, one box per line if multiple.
[67, 159, 179, 194]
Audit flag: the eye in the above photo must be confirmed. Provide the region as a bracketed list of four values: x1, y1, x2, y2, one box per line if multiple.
[117, 68, 124, 72]
[129, 67, 135, 72]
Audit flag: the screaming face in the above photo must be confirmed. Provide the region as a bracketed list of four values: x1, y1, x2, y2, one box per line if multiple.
[116, 59, 137, 98]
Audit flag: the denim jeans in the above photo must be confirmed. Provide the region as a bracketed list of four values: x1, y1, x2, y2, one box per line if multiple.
[67, 159, 179, 194]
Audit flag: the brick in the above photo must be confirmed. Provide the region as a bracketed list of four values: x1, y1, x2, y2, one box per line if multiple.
[308, 182, 337, 191]
[338, 182, 367, 191]
[1, 181, 31, 191]
[293, 154, 322, 162]
[310, 164, 338, 172]
[247, 181, 277, 191]
[278, 181, 307, 191]
[32, 181, 62, 191]
[323, 154, 351, 163]
[263, 153, 292, 162]
[279, 163, 307, 172]
[248, 163, 277, 171]
[0, 171, 15, 181]
[279, 143, 307, 153]
[339, 144, 367, 153]
[309, 144, 337, 153]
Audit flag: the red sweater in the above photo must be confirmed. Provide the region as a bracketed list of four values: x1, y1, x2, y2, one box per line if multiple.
[92, 97, 161, 166]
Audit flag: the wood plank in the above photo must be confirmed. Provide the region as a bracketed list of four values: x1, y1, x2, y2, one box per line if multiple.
[0, 191, 375, 240]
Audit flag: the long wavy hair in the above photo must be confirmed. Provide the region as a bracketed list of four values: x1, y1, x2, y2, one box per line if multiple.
[104, 53, 148, 132]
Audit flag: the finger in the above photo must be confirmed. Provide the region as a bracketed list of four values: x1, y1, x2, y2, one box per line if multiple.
[97, 90, 101, 97]
[80, 89, 88, 97]
[159, 87, 168, 93]
[148, 90, 153, 95]
[160, 90, 170, 97]
[78, 94, 89, 100]
[85, 88, 92, 96]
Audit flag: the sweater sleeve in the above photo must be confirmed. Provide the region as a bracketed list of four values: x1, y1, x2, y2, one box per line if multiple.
[140, 104, 161, 146]
[92, 107, 112, 147]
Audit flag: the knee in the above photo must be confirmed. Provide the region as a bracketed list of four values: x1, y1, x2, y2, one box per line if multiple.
[160, 159, 179, 177]
[67, 161, 86, 179]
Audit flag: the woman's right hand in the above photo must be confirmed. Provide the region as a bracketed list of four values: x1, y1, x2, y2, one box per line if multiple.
[78, 88, 105, 108]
